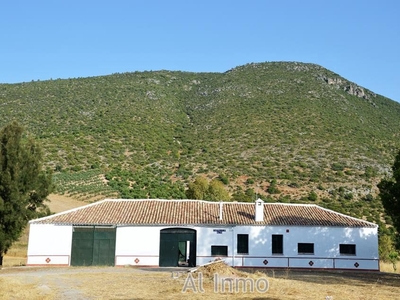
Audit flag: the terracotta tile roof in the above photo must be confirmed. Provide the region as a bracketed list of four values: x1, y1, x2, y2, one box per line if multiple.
[30, 199, 377, 228]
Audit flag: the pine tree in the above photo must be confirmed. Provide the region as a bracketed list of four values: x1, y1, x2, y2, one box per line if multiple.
[0, 122, 52, 267]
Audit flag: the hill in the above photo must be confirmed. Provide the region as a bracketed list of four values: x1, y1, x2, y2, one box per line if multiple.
[1, 61, 399, 225]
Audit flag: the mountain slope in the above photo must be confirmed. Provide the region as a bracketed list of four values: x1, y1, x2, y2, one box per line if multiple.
[182, 63, 400, 179]
[0, 62, 399, 207]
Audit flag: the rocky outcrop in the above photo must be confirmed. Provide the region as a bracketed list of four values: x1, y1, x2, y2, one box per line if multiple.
[318, 74, 377, 103]
[344, 83, 367, 98]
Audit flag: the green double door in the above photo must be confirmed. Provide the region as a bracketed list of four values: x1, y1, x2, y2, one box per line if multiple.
[71, 226, 116, 266]
[159, 228, 196, 267]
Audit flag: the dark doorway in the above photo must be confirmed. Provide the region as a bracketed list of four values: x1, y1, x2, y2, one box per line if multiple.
[159, 228, 196, 267]
[71, 226, 116, 266]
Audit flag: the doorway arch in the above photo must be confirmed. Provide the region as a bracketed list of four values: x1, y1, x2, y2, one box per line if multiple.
[159, 228, 196, 267]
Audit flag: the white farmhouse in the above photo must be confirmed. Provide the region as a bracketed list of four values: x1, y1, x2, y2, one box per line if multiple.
[27, 199, 379, 270]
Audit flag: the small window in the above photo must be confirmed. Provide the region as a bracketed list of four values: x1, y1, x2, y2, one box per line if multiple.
[237, 234, 249, 254]
[211, 245, 228, 256]
[340, 244, 356, 255]
[272, 234, 283, 254]
[298, 243, 314, 254]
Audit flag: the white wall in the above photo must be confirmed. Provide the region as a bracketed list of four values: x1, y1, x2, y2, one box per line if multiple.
[195, 225, 379, 270]
[115, 226, 162, 266]
[28, 223, 379, 270]
[240, 225, 378, 258]
[196, 226, 234, 266]
[27, 224, 72, 266]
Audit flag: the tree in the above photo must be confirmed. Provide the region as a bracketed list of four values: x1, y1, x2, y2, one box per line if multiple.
[0, 122, 52, 267]
[231, 187, 256, 202]
[186, 177, 230, 201]
[379, 234, 399, 271]
[186, 176, 209, 200]
[308, 191, 318, 202]
[208, 179, 230, 202]
[378, 150, 400, 246]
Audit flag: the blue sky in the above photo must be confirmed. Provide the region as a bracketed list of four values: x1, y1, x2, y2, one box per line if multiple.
[1, 0, 399, 102]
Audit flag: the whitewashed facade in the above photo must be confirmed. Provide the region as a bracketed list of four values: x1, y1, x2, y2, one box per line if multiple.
[27, 199, 379, 270]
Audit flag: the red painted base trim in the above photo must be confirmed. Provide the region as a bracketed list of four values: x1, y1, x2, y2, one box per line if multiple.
[24, 264, 380, 272]
[235, 266, 380, 272]
[26, 264, 69, 267]
[115, 264, 158, 268]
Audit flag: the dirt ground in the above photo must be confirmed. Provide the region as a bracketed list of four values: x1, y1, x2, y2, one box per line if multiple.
[1, 265, 400, 300]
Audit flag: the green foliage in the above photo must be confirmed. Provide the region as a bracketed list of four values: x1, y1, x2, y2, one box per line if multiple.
[0, 122, 52, 265]
[0, 62, 399, 237]
[53, 169, 117, 200]
[344, 192, 353, 200]
[308, 191, 318, 201]
[277, 195, 292, 203]
[363, 194, 374, 202]
[186, 177, 230, 201]
[364, 166, 378, 179]
[267, 179, 280, 194]
[331, 163, 345, 171]
[106, 168, 186, 200]
[186, 177, 209, 200]
[208, 179, 230, 201]
[246, 178, 255, 185]
[379, 234, 399, 271]
[378, 150, 400, 237]
[218, 174, 229, 185]
[0, 62, 398, 194]
[231, 187, 255, 202]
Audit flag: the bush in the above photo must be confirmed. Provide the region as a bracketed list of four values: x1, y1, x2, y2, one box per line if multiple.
[344, 193, 353, 200]
[331, 163, 345, 171]
[267, 179, 280, 194]
[246, 178, 255, 185]
[363, 194, 374, 202]
[308, 191, 318, 201]
[218, 174, 229, 185]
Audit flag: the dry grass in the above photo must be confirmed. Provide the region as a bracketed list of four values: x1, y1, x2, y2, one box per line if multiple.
[379, 261, 399, 273]
[1, 266, 400, 300]
[0, 277, 56, 300]
[46, 193, 89, 213]
[3, 227, 29, 267]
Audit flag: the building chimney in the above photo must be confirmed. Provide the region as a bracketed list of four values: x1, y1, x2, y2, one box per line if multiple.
[255, 198, 264, 222]
[219, 201, 223, 221]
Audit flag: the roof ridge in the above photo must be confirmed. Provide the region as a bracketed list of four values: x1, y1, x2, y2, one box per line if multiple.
[317, 205, 378, 227]
[104, 198, 211, 203]
[103, 198, 258, 205]
[29, 199, 109, 224]
[29, 198, 377, 228]
[103, 199, 319, 206]
[263, 202, 317, 207]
